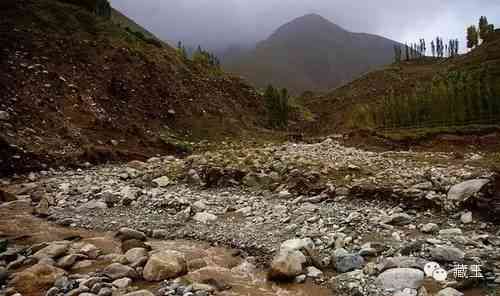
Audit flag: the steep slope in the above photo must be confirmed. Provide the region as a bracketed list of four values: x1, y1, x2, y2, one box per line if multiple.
[303, 30, 500, 136]
[0, 0, 266, 176]
[224, 14, 399, 94]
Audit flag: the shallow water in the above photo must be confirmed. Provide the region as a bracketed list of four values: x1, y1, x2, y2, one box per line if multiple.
[0, 207, 332, 296]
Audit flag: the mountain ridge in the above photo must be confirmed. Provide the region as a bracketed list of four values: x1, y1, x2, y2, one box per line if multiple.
[223, 13, 400, 93]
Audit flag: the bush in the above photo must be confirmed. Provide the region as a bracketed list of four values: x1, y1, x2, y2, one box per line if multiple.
[265, 85, 289, 128]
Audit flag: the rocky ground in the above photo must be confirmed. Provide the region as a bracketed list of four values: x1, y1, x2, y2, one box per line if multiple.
[0, 138, 499, 296]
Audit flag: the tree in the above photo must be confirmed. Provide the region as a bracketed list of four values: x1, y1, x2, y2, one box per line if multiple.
[467, 26, 479, 49]
[479, 16, 490, 41]
[177, 41, 188, 60]
[431, 40, 436, 57]
[394, 45, 402, 63]
[264, 85, 289, 128]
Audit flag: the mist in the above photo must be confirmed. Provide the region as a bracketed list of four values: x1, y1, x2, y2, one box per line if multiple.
[110, 0, 500, 53]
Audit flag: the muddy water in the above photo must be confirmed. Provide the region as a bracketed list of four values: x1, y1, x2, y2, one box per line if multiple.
[0, 207, 332, 296]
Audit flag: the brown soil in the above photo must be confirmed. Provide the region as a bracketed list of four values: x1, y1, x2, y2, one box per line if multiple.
[0, 0, 268, 177]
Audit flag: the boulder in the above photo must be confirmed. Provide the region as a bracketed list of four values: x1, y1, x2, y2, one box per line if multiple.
[117, 228, 146, 241]
[112, 277, 132, 289]
[33, 198, 50, 217]
[335, 253, 365, 273]
[142, 250, 187, 281]
[103, 263, 138, 280]
[152, 176, 171, 187]
[268, 249, 306, 281]
[384, 213, 413, 225]
[447, 179, 489, 206]
[0, 189, 17, 203]
[430, 246, 464, 262]
[437, 287, 464, 296]
[192, 212, 217, 224]
[377, 268, 424, 291]
[32, 241, 70, 260]
[125, 248, 149, 265]
[421, 223, 439, 233]
[10, 263, 66, 296]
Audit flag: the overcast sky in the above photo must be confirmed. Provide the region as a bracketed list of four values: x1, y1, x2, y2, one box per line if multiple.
[110, 0, 500, 53]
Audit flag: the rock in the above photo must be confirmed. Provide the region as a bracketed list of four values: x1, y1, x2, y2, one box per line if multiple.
[335, 253, 365, 273]
[421, 223, 439, 233]
[98, 288, 112, 296]
[0, 189, 17, 203]
[33, 241, 70, 260]
[76, 243, 100, 259]
[0, 266, 7, 285]
[152, 176, 171, 187]
[33, 198, 50, 217]
[112, 277, 132, 289]
[395, 288, 418, 296]
[460, 212, 472, 224]
[0, 111, 9, 121]
[117, 228, 146, 241]
[436, 287, 464, 296]
[10, 263, 66, 296]
[0, 199, 32, 210]
[192, 212, 217, 224]
[430, 246, 465, 262]
[439, 228, 463, 236]
[447, 179, 489, 205]
[280, 238, 315, 253]
[142, 250, 187, 281]
[71, 259, 94, 270]
[278, 190, 292, 199]
[268, 249, 306, 281]
[306, 266, 323, 278]
[187, 258, 207, 271]
[79, 201, 107, 210]
[385, 213, 413, 225]
[121, 239, 150, 253]
[378, 257, 428, 272]
[102, 192, 120, 208]
[123, 290, 155, 296]
[125, 248, 149, 265]
[103, 263, 138, 280]
[57, 254, 85, 269]
[377, 268, 424, 291]
[152, 229, 168, 239]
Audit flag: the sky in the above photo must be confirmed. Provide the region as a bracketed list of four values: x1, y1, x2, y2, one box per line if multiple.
[110, 0, 500, 53]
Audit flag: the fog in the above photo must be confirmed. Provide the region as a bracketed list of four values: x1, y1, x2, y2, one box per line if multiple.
[110, 0, 500, 53]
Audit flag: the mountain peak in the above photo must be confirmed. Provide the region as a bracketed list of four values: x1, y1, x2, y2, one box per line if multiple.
[268, 13, 347, 41]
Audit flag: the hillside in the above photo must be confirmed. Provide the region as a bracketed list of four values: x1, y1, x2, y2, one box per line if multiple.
[0, 0, 267, 176]
[223, 14, 399, 94]
[302, 30, 500, 139]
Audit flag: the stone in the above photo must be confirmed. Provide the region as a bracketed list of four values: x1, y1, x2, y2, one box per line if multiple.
[306, 266, 323, 278]
[439, 228, 463, 236]
[112, 277, 132, 289]
[378, 257, 428, 272]
[421, 223, 439, 233]
[79, 201, 107, 210]
[447, 179, 489, 204]
[123, 290, 155, 296]
[430, 246, 465, 262]
[280, 238, 315, 253]
[187, 258, 207, 271]
[125, 248, 149, 265]
[0, 189, 17, 203]
[460, 212, 472, 224]
[192, 212, 217, 224]
[57, 254, 85, 269]
[10, 263, 66, 296]
[121, 239, 150, 253]
[33, 198, 50, 217]
[335, 253, 365, 273]
[0, 266, 7, 285]
[103, 263, 138, 280]
[117, 228, 146, 241]
[0, 199, 32, 210]
[98, 287, 113, 296]
[436, 287, 464, 296]
[377, 268, 424, 291]
[76, 243, 100, 259]
[152, 229, 168, 239]
[395, 288, 418, 296]
[152, 176, 171, 187]
[142, 250, 187, 281]
[268, 249, 306, 281]
[385, 213, 413, 225]
[33, 241, 70, 260]
[0, 111, 9, 121]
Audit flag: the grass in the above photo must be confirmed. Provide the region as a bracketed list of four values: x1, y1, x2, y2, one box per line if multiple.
[376, 124, 500, 142]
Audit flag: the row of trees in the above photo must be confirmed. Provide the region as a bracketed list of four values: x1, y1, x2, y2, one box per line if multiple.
[394, 37, 459, 62]
[372, 68, 499, 128]
[467, 16, 495, 49]
[264, 85, 290, 128]
[177, 42, 221, 71]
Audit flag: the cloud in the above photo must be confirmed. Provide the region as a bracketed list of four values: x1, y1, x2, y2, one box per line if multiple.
[109, 0, 500, 51]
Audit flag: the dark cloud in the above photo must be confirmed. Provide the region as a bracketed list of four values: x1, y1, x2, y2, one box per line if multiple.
[110, 0, 500, 51]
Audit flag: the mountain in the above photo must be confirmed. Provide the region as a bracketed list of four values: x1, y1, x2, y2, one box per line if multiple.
[0, 0, 266, 176]
[223, 14, 400, 94]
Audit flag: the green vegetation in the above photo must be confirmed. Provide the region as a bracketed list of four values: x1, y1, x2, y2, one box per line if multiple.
[265, 85, 290, 128]
[354, 67, 499, 129]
